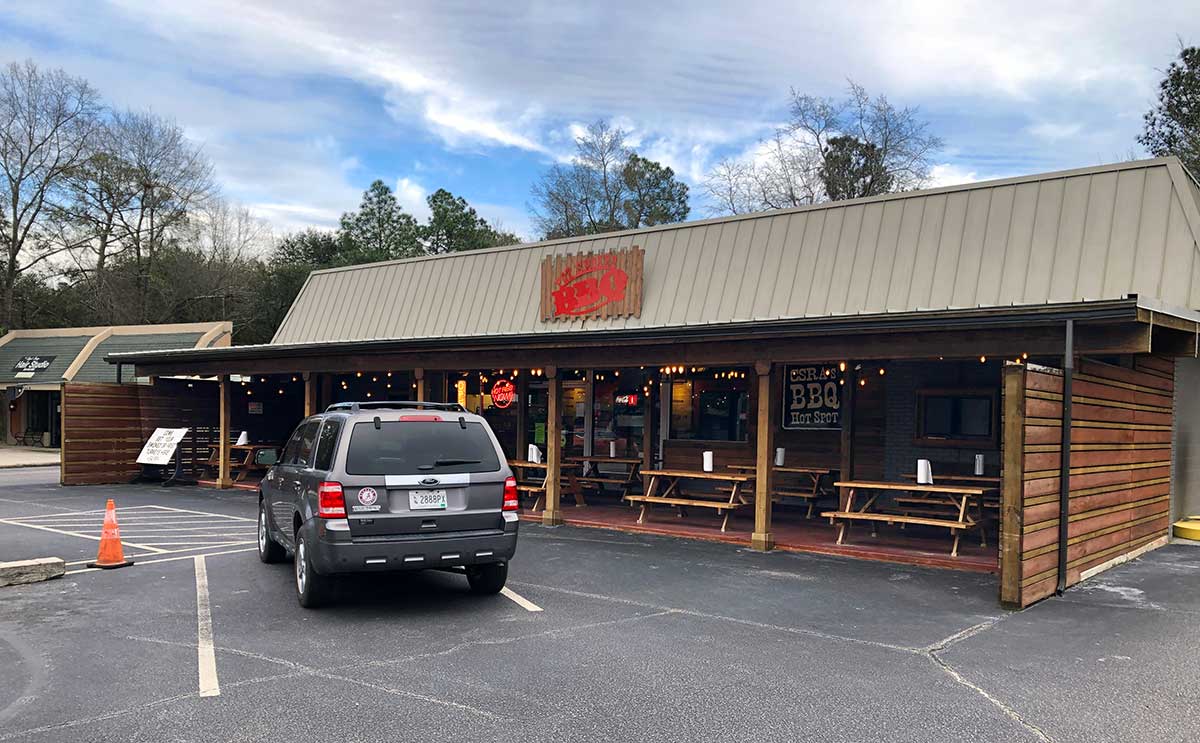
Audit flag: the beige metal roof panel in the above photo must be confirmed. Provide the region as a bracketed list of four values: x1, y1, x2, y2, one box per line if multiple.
[271, 157, 1200, 345]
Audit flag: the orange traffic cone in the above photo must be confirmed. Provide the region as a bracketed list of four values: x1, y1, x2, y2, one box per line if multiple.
[87, 499, 133, 569]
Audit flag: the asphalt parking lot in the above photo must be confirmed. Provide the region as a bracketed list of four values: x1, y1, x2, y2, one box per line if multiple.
[1, 466, 1197, 742]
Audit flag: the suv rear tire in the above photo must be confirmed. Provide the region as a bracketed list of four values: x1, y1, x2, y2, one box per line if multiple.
[295, 530, 332, 608]
[257, 500, 286, 564]
[466, 562, 508, 595]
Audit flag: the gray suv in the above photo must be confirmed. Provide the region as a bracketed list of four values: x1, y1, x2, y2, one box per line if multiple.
[257, 401, 519, 607]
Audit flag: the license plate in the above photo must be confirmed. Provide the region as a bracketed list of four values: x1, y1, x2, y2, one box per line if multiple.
[408, 489, 447, 510]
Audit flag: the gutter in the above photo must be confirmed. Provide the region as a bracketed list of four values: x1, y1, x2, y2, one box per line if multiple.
[106, 299, 1149, 367]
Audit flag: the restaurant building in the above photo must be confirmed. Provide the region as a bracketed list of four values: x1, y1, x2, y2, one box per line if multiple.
[98, 157, 1200, 607]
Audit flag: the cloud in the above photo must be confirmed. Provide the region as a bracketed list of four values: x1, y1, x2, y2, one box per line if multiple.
[1028, 122, 1085, 142]
[394, 177, 430, 222]
[2, 0, 1196, 239]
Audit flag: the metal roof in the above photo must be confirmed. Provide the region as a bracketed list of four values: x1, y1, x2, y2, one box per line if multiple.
[0, 336, 93, 386]
[0, 322, 230, 386]
[272, 157, 1200, 346]
[72, 332, 206, 382]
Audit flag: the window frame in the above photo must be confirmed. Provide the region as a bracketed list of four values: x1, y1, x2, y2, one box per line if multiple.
[914, 387, 999, 448]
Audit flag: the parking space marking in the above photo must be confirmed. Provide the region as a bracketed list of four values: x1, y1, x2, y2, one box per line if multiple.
[0, 504, 254, 560]
[65, 547, 256, 575]
[194, 556, 221, 698]
[500, 586, 543, 612]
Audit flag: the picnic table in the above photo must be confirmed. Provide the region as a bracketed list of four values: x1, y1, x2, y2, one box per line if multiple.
[565, 455, 644, 499]
[727, 464, 833, 519]
[202, 444, 279, 483]
[626, 469, 755, 532]
[507, 460, 584, 512]
[900, 473, 1002, 516]
[824, 480, 990, 557]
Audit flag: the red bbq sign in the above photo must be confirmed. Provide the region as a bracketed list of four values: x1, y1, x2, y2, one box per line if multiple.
[490, 379, 516, 409]
[540, 246, 643, 321]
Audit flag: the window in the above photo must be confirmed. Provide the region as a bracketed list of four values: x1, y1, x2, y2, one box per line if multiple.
[667, 367, 749, 442]
[295, 421, 321, 467]
[280, 425, 305, 465]
[313, 419, 342, 471]
[345, 421, 500, 475]
[916, 389, 997, 446]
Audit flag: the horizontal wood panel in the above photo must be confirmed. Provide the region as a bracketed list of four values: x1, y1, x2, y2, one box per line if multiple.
[1014, 357, 1174, 607]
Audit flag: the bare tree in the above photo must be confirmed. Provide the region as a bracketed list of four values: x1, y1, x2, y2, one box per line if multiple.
[0, 60, 101, 329]
[703, 81, 941, 215]
[530, 121, 690, 238]
[109, 110, 215, 322]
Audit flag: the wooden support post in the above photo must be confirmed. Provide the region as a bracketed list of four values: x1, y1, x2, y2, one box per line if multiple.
[1000, 364, 1026, 607]
[641, 376, 654, 494]
[752, 361, 775, 551]
[839, 362, 856, 504]
[515, 373, 529, 457]
[414, 368, 426, 402]
[218, 375, 232, 489]
[543, 366, 563, 526]
[303, 373, 318, 416]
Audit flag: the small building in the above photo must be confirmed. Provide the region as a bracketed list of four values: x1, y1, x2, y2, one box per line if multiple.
[0, 322, 230, 447]
[102, 157, 1200, 607]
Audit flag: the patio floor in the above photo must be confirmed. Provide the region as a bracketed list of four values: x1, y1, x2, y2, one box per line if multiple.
[520, 499, 998, 573]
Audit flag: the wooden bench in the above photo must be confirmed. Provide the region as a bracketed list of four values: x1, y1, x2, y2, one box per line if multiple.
[625, 495, 745, 531]
[827, 480, 987, 557]
[508, 460, 585, 512]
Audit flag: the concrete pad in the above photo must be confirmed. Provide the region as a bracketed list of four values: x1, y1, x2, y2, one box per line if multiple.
[0, 557, 65, 587]
[0, 446, 59, 469]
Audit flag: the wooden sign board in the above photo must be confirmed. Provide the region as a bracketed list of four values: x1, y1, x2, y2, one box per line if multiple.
[540, 246, 643, 321]
[783, 364, 842, 429]
[137, 427, 189, 466]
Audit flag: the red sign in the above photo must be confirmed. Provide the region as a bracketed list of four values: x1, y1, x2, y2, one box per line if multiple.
[615, 393, 639, 407]
[490, 379, 516, 409]
[540, 246, 643, 321]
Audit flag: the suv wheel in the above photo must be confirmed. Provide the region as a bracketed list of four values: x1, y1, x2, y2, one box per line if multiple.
[295, 530, 332, 608]
[466, 561, 508, 595]
[257, 500, 285, 564]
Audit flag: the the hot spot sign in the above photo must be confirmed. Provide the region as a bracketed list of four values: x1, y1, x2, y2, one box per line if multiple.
[540, 246, 643, 321]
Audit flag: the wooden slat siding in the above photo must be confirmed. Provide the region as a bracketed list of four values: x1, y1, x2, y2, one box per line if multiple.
[539, 246, 643, 321]
[1016, 358, 1175, 606]
[61, 380, 220, 485]
[1000, 364, 1026, 606]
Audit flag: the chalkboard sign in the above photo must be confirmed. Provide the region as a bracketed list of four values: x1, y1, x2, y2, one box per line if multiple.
[783, 365, 842, 430]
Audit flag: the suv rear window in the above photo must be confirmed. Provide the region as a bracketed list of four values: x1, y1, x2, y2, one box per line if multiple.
[345, 420, 501, 475]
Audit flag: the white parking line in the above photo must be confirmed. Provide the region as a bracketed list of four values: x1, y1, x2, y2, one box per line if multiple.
[194, 556, 221, 698]
[66, 546, 256, 575]
[500, 587, 543, 612]
[0, 517, 169, 553]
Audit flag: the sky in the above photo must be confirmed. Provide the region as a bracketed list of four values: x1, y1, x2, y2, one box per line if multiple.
[1, 0, 1196, 243]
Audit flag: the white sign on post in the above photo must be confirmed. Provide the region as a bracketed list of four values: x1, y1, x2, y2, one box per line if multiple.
[137, 427, 190, 466]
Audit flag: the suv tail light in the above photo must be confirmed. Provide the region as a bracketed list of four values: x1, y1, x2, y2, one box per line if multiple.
[317, 481, 346, 518]
[502, 476, 519, 512]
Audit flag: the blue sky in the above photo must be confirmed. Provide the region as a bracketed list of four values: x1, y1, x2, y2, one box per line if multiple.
[1, 0, 1196, 243]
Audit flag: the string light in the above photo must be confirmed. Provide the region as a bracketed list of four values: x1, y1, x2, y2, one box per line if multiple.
[1021, 352, 1028, 360]
[838, 361, 847, 373]
[878, 368, 886, 376]
[979, 355, 987, 363]
[356, 372, 362, 378]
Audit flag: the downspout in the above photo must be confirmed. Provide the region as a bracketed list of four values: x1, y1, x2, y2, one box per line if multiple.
[1056, 319, 1074, 594]
[116, 362, 123, 386]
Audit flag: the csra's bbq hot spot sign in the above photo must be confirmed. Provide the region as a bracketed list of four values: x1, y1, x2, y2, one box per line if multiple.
[540, 246, 643, 321]
[783, 364, 842, 430]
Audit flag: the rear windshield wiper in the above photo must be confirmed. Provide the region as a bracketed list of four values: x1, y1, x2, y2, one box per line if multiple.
[432, 458, 481, 466]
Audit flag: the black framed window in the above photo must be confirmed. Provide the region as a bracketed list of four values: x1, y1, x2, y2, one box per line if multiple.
[916, 389, 997, 446]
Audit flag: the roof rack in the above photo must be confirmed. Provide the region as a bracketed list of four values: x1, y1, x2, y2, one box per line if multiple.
[324, 401, 467, 413]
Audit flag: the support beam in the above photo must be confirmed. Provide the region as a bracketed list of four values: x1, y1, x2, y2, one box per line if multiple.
[515, 372, 529, 457]
[414, 368, 426, 402]
[839, 363, 857, 495]
[1000, 364, 1027, 607]
[751, 361, 775, 551]
[543, 366, 563, 526]
[303, 373, 318, 416]
[1056, 320, 1074, 595]
[641, 375, 654, 495]
[582, 370, 595, 457]
[217, 376, 232, 489]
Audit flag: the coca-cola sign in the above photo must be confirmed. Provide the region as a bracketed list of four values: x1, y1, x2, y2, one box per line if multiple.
[540, 246, 643, 321]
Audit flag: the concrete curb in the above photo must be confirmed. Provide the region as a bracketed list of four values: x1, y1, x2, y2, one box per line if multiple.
[0, 557, 67, 587]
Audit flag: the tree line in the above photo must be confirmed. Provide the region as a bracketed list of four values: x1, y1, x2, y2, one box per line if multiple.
[5, 44, 1197, 345]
